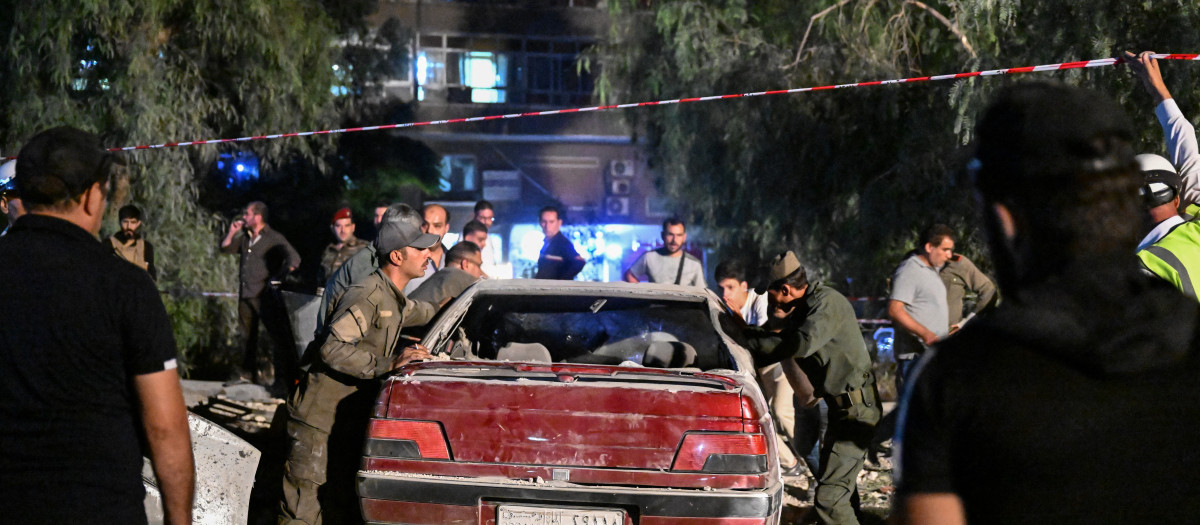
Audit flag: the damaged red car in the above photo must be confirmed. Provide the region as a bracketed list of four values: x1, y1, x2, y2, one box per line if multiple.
[357, 280, 783, 525]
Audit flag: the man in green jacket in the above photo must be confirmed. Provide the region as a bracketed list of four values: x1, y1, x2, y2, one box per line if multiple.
[280, 211, 441, 525]
[744, 251, 881, 525]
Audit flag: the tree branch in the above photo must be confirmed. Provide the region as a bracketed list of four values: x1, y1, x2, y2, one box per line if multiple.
[783, 0, 856, 70]
[903, 0, 976, 58]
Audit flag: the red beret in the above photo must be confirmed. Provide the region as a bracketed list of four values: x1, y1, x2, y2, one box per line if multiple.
[331, 207, 353, 224]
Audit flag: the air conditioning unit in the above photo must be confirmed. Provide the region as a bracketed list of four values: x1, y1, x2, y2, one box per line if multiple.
[605, 196, 631, 216]
[609, 159, 635, 178]
[609, 179, 632, 196]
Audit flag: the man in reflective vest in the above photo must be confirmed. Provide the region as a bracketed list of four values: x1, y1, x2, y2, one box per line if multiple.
[1136, 154, 1200, 298]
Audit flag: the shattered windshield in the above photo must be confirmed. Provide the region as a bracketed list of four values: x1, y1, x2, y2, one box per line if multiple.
[445, 294, 735, 371]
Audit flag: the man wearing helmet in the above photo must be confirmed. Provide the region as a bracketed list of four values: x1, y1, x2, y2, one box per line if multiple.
[1128, 51, 1200, 297]
[0, 160, 25, 236]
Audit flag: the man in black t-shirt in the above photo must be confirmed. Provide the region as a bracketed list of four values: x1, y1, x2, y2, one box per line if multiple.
[535, 206, 585, 280]
[0, 128, 194, 524]
[894, 84, 1200, 523]
[0, 128, 192, 525]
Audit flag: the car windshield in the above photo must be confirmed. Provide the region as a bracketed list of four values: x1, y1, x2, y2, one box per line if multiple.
[444, 293, 735, 371]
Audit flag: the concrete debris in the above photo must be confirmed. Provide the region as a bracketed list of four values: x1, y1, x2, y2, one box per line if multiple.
[143, 412, 261, 525]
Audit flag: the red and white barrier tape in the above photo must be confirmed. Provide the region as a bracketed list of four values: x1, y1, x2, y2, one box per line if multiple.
[3, 54, 1196, 162]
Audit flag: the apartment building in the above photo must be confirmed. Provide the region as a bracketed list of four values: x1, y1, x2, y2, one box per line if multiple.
[365, 0, 678, 280]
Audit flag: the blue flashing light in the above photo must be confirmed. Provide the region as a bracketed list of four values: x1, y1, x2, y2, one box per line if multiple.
[604, 243, 623, 260]
[218, 151, 260, 189]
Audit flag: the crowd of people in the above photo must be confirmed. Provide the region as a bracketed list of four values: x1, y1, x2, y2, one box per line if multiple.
[5, 50, 1200, 525]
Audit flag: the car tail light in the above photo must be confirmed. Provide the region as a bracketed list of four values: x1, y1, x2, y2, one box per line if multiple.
[364, 419, 452, 460]
[741, 395, 763, 433]
[671, 394, 768, 474]
[671, 432, 768, 473]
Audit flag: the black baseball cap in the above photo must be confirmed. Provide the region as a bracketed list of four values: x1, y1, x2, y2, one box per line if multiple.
[969, 82, 1135, 193]
[16, 126, 119, 206]
[375, 219, 440, 255]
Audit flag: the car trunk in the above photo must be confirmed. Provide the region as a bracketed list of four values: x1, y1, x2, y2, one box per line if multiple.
[378, 362, 748, 470]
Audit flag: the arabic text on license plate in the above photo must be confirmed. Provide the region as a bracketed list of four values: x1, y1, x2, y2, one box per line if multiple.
[497, 504, 625, 525]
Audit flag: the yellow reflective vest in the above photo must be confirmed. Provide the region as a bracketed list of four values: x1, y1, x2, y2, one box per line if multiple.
[1138, 219, 1200, 299]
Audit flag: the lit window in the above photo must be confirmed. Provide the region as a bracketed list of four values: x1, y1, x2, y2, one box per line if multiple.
[462, 52, 507, 103]
[438, 155, 477, 192]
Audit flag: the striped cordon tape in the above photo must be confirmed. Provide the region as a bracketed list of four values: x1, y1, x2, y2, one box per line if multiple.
[3, 54, 1198, 162]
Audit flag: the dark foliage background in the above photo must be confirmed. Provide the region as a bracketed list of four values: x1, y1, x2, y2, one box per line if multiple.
[589, 0, 1200, 294]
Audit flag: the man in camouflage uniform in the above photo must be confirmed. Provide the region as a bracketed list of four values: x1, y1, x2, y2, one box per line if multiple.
[317, 207, 369, 288]
[280, 207, 440, 525]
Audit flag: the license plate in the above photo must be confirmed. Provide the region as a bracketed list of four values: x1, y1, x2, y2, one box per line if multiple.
[497, 504, 625, 525]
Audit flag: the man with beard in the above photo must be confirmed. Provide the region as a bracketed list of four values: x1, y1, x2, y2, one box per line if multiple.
[109, 204, 156, 280]
[624, 218, 705, 287]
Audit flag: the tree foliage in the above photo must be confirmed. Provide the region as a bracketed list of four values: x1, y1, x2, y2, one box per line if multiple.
[0, 0, 347, 370]
[592, 0, 1200, 294]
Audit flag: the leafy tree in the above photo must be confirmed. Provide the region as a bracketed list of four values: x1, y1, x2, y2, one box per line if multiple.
[592, 0, 1200, 294]
[0, 0, 347, 370]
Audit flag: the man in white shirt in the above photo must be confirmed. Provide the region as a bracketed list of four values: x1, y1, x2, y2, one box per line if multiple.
[715, 259, 801, 474]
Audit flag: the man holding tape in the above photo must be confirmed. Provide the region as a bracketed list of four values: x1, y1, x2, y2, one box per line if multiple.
[1127, 50, 1200, 298]
[895, 82, 1200, 523]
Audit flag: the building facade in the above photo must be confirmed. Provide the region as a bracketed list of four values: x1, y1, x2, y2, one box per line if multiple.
[365, 0, 681, 280]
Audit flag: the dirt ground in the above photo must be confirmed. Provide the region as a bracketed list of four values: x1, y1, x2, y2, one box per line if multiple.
[780, 456, 894, 524]
[183, 380, 895, 524]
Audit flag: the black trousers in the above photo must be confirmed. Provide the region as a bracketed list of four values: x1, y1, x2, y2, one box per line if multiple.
[237, 289, 298, 390]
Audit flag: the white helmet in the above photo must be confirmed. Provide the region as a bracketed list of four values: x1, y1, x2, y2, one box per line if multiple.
[0, 160, 15, 194]
[1136, 154, 1181, 209]
[1135, 153, 1177, 175]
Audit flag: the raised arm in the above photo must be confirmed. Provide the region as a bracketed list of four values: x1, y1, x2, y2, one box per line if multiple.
[1127, 50, 1200, 209]
[219, 219, 243, 253]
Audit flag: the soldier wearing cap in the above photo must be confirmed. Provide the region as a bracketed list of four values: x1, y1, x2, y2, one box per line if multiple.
[280, 205, 440, 525]
[318, 207, 368, 287]
[742, 251, 880, 525]
[0, 160, 25, 236]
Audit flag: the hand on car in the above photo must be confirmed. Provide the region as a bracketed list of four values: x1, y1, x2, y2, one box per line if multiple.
[392, 343, 432, 370]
